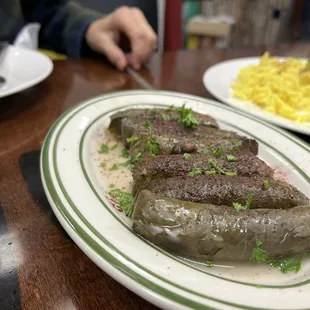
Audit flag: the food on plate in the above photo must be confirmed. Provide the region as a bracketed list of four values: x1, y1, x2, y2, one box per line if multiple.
[111, 106, 219, 146]
[132, 152, 274, 194]
[101, 105, 309, 272]
[232, 52, 310, 122]
[129, 131, 258, 157]
[137, 174, 309, 209]
[132, 190, 310, 262]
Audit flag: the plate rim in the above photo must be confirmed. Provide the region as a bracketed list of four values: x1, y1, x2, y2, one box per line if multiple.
[40, 90, 310, 310]
[203, 57, 310, 135]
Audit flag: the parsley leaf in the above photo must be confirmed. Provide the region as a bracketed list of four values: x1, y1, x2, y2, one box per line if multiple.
[120, 152, 142, 171]
[99, 144, 109, 153]
[145, 120, 153, 129]
[109, 164, 119, 171]
[99, 162, 106, 168]
[226, 154, 236, 162]
[183, 153, 191, 160]
[232, 138, 240, 144]
[178, 104, 199, 128]
[205, 260, 214, 267]
[121, 149, 130, 158]
[263, 180, 270, 190]
[162, 113, 170, 121]
[109, 189, 134, 217]
[147, 127, 159, 157]
[188, 168, 202, 177]
[249, 240, 304, 274]
[232, 194, 253, 211]
[249, 240, 269, 263]
[120, 160, 134, 172]
[152, 108, 159, 115]
[269, 258, 301, 274]
[167, 105, 175, 111]
[111, 144, 118, 150]
[126, 136, 139, 143]
[132, 152, 142, 164]
[213, 147, 224, 158]
[209, 159, 237, 176]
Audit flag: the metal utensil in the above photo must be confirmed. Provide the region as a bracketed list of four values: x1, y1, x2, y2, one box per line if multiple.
[0, 42, 9, 86]
[126, 67, 154, 90]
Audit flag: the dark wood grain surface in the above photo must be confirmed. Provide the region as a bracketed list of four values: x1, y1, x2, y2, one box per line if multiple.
[1, 42, 310, 310]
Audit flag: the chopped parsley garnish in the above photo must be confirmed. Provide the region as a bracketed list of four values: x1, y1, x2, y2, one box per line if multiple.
[162, 114, 170, 121]
[167, 105, 175, 111]
[99, 144, 109, 153]
[152, 108, 159, 115]
[205, 260, 214, 267]
[132, 152, 142, 164]
[232, 146, 240, 151]
[120, 160, 131, 167]
[249, 240, 304, 274]
[109, 189, 134, 217]
[120, 160, 134, 171]
[120, 152, 142, 171]
[232, 138, 240, 144]
[263, 180, 270, 190]
[178, 104, 199, 128]
[205, 170, 216, 175]
[147, 127, 159, 157]
[226, 154, 236, 162]
[213, 147, 224, 158]
[121, 149, 130, 158]
[209, 159, 237, 176]
[109, 184, 115, 188]
[183, 153, 191, 160]
[109, 164, 119, 171]
[188, 168, 202, 177]
[232, 194, 253, 211]
[269, 258, 301, 274]
[111, 144, 118, 150]
[126, 136, 139, 143]
[99, 162, 106, 168]
[249, 240, 269, 263]
[145, 120, 153, 129]
[199, 148, 211, 155]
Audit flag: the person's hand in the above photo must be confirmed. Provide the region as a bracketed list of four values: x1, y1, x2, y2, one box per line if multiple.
[85, 6, 157, 71]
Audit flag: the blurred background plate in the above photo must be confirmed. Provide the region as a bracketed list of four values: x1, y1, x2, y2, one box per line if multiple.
[0, 45, 53, 98]
[203, 57, 310, 135]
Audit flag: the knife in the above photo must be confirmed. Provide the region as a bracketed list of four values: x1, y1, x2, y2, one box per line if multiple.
[126, 67, 154, 90]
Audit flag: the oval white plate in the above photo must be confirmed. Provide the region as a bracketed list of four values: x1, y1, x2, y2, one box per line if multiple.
[203, 57, 310, 135]
[0, 45, 53, 98]
[41, 90, 310, 310]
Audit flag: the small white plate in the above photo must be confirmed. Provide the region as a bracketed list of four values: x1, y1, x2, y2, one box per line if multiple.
[0, 45, 53, 98]
[41, 90, 310, 310]
[203, 57, 310, 135]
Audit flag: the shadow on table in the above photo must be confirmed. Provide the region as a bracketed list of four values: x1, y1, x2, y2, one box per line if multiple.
[19, 150, 70, 239]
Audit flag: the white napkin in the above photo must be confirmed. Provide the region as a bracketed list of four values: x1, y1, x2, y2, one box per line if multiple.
[13, 23, 41, 50]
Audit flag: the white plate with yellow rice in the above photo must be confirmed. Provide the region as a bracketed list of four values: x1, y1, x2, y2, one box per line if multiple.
[203, 54, 310, 135]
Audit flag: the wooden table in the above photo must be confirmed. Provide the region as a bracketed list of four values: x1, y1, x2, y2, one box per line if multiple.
[1, 43, 310, 310]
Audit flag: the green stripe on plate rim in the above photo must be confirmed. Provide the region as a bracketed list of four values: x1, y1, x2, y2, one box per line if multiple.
[41, 90, 310, 310]
[79, 105, 310, 289]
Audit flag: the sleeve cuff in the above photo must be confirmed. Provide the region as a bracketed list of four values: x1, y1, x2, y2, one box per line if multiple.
[64, 13, 102, 58]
